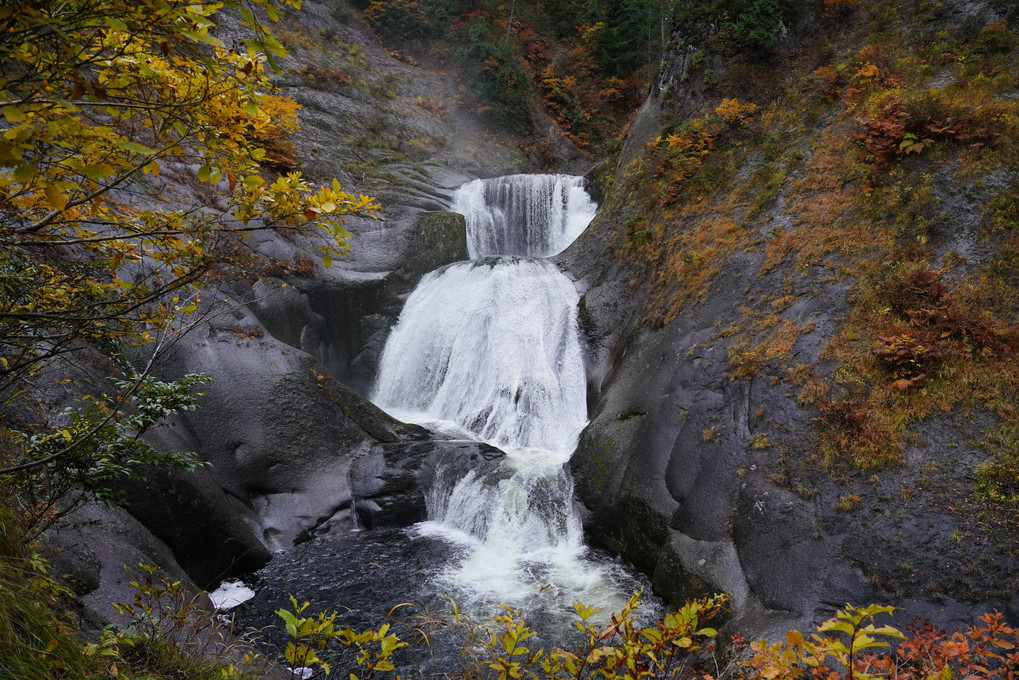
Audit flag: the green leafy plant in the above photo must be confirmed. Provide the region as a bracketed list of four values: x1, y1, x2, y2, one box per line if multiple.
[474, 592, 727, 680]
[743, 604, 906, 680]
[277, 596, 343, 677]
[95, 563, 265, 679]
[275, 595, 408, 679]
[3, 371, 210, 540]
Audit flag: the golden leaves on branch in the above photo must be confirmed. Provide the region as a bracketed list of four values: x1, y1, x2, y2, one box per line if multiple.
[0, 0, 378, 390]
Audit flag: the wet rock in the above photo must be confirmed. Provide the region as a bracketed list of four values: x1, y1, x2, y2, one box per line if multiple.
[397, 210, 470, 278]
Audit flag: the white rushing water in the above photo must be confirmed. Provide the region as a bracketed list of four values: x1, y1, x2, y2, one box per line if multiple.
[452, 174, 597, 259]
[208, 580, 256, 610]
[374, 175, 640, 617]
[373, 258, 587, 453]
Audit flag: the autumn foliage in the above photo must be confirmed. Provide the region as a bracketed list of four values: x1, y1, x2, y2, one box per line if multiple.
[269, 595, 1019, 680]
[0, 0, 379, 385]
[743, 605, 1019, 680]
[0, 0, 379, 541]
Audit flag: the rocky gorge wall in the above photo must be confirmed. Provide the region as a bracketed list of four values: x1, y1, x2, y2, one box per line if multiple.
[560, 0, 1019, 637]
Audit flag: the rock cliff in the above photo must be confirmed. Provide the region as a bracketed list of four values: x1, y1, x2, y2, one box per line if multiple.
[561, 0, 1019, 635]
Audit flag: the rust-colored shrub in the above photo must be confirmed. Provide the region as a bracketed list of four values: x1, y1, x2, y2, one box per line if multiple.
[742, 605, 1019, 680]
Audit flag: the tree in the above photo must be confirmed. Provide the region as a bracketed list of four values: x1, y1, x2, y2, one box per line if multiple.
[0, 0, 379, 534]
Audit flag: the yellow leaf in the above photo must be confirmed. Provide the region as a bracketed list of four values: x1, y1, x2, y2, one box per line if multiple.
[45, 184, 68, 210]
[2, 105, 25, 123]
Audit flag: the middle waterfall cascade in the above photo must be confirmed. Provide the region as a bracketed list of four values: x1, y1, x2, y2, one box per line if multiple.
[374, 174, 643, 615]
[372, 258, 587, 453]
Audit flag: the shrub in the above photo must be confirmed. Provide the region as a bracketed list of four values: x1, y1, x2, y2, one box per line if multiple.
[110, 564, 265, 678]
[716, 99, 759, 126]
[712, 0, 784, 58]
[743, 604, 1019, 680]
[453, 16, 534, 133]
[3, 372, 210, 542]
[252, 94, 303, 173]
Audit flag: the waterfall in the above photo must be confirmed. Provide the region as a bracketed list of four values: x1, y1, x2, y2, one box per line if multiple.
[373, 258, 587, 453]
[374, 175, 640, 615]
[452, 174, 597, 259]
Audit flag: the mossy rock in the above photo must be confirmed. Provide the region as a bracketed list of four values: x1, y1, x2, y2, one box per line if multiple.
[402, 210, 468, 277]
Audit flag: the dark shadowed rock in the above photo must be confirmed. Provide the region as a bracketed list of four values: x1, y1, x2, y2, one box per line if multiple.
[44, 503, 203, 628]
[116, 465, 272, 589]
[308, 438, 505, 537]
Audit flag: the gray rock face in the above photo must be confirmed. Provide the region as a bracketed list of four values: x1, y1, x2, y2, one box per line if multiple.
[559, 11, 1019, 634]
[44, 503, 204, 628]
[151, 311, 402, 549]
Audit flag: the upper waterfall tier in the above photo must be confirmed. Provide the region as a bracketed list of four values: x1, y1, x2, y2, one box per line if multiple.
[452, 174, 597, 259]
[372, 258, 588, 454]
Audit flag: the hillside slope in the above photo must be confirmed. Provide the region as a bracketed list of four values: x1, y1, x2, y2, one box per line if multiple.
[562, 0, 1019, 634]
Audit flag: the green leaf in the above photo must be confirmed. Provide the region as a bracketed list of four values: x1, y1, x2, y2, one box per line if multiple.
[116, 139, 156, 155]
[264, 35, 287, 57]
[181, 30, 225, 48]
[868, 625, 906, 638]
[13, 163, 35, 181]
[3, 105, 26, 123]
